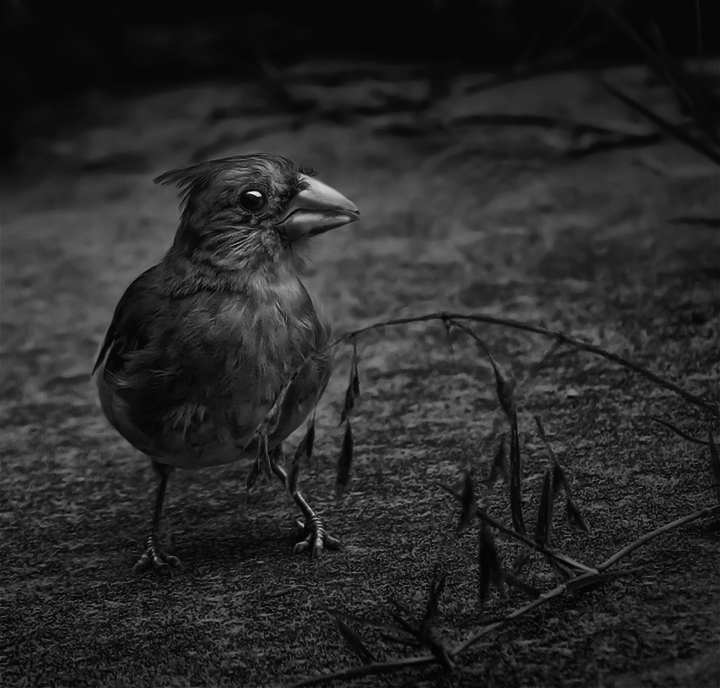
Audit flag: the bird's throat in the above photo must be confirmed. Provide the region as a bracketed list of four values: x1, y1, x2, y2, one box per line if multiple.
[162, 245, 305, 299]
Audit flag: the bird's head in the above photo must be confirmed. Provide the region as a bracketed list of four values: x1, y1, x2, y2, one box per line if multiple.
[155, 153, 360, 274]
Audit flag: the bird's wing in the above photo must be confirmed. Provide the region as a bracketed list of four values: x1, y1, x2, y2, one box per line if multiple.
[93, 264, 177, 456]
[93, 265, 159, 377]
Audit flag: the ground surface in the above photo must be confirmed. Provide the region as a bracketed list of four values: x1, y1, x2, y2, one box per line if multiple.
[1, 65, 719, 687]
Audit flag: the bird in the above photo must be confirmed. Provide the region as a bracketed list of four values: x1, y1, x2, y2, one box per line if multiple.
[92, 153, 360, 574]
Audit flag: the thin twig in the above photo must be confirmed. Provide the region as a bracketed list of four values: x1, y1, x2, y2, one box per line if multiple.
[451, 585, 566, 657]
[287, 465, 718, 686]
[588, 0, 720, 145]
[645, 415, 716, 447]
[450, 503, 719, 657]
[596, 504, 720, 572]
[291, 503, 717, 683]
[601, 79, 720, 165]
[282, 297, 716, 688]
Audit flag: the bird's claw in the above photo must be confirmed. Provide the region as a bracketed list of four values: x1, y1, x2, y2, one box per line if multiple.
[294, 517, 342, 559]
[132, 535, 181, 576]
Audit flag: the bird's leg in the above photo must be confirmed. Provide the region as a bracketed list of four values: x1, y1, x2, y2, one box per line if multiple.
[133, 462, 181, 575]
[270, 447, 342, 558]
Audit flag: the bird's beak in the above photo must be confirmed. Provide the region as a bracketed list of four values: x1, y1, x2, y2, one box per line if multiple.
[278, 174, 360, 242]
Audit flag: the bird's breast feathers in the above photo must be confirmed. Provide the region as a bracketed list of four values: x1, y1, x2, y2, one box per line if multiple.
[95, 270, 331, 468]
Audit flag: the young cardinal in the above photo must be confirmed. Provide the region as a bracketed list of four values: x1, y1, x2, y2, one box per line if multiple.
[93, 154, 360, 573]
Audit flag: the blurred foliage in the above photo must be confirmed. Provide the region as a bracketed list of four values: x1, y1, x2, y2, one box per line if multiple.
[0, 0, 718, 161]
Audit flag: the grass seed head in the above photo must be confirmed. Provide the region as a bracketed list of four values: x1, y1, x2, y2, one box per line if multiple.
[335, 418, 354, 499]
[457, 472, 478, 534]
[535, 468, 554, 547]
[566, 496, 590, 534]
[340, 341, 361, 424]
[479, 523, 505, 610]
[484, 436, 508, 488]
[509, 418, 526, 535]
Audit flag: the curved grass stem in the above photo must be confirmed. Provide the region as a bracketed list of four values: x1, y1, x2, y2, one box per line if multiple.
[331, 311, 716, 416]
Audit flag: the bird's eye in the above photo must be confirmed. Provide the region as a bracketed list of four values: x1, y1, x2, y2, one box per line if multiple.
[239, 189, 266, 212]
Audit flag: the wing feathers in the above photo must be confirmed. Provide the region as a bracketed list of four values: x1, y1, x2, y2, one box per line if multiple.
[94, 267, 330, 466]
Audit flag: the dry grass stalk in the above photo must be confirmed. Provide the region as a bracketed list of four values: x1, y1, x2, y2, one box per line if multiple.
[288, 505, 719, 688]
[277, 309, 716, 687]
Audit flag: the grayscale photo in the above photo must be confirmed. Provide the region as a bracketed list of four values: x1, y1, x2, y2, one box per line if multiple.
[1, 1, 718, 686]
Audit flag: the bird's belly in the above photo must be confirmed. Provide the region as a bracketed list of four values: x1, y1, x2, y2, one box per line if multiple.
[152, 366, 320, 470]
[96, 285, 329, 470]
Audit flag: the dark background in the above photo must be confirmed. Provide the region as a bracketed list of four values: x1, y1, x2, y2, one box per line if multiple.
[2, 0, 718, 162]
[2, 3, 719, 687]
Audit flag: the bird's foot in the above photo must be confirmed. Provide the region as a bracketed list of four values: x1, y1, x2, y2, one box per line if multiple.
[132, 534, 181, 575]
[294, 516, 342, 559]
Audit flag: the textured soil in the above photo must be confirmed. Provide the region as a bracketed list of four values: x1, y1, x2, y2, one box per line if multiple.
[1, 66, 719, 687]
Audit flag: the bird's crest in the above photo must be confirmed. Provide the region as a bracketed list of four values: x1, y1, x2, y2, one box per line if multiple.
[154, 154, 312, 211]
[154, 155, 260, 210]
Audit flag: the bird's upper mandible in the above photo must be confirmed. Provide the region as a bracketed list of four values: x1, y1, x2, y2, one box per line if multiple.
[277, 173, 360, 243]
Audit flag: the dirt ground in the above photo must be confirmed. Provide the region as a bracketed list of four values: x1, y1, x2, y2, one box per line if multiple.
[1, 66, 719, 687]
